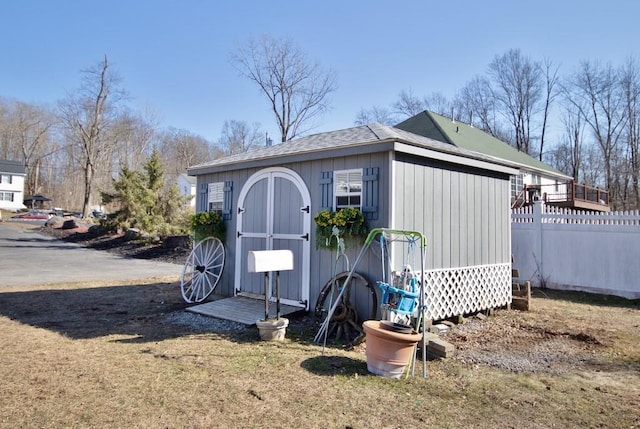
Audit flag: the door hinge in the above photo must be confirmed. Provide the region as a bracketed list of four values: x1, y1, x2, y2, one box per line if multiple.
[237, 231, 243, 238]
[300, 205, 309, 213]
[300, 233, 309, 241]
[238, 207, 245, 214]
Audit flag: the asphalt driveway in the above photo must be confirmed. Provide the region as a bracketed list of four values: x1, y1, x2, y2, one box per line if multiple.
[0, 223, 182, 287]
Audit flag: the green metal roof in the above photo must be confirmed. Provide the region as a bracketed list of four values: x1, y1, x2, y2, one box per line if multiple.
[396, 111, 570, 179]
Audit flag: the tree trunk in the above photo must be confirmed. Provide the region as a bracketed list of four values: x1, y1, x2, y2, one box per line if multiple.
[82, 162, 94, 218]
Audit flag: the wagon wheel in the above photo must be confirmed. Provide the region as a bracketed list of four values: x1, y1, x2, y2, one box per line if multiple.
[180, 237, 225, 303]
[314, 271, 377, 347]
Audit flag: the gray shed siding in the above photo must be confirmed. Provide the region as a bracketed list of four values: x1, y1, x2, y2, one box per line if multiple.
[192, 131, 514, 320]
[195, 150, 390, 313]
[391, 153, 511, 270]
[196, 168, 251, 298]
[309, 152, 389, 316]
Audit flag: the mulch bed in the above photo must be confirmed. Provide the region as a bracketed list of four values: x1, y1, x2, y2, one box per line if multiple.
[39, 220, 190, 265]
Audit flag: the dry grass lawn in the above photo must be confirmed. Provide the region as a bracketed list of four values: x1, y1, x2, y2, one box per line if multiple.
[0, 277, 638, 428]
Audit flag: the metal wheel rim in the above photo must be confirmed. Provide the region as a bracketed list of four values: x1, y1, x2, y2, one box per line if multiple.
[180, 237, 225, 303]
[314, 271, 377, 346]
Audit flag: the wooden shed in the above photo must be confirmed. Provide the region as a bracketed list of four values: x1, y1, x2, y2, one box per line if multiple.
[187, 123, 518, 322]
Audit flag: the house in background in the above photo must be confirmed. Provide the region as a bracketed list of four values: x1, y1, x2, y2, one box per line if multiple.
[188, 123, 520, 323]
[0, 160, 26, 211]
[23, 194, 52, 210]
[396, 111, 610, 212]
[177, 173, 196, 208]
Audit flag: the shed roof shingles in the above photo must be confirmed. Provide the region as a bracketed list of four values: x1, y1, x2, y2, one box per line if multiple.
[189, 123, 516, 173]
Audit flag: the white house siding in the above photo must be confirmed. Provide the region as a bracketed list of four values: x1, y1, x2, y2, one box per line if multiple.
[521, 171, 568, 202]
[392, 154, 512, 319]
[0, 173, 26, 211]
[177, 174, 196, 207]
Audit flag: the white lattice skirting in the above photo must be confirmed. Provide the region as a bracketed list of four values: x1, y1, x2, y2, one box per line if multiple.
[423, 263, 511, 320]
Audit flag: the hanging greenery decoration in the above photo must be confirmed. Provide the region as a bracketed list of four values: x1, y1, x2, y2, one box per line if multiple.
[313, 207, 367, 250]
[190, 211, 226, 243]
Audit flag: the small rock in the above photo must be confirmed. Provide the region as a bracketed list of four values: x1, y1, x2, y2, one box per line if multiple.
[62, 219, 78, 229]
[88, 224, 103, 234]
[163, 235, 191, 249]
[432, 323, 450, 333]
[125, 228, 141, 239]
[46, 216, 65, 228]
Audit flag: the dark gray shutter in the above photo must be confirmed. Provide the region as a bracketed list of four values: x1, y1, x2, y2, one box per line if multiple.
[199, 183, 208, 212]
[222, 181, 233, 220]
[362, 167, 379, 220]
[320, 171, 333, 210]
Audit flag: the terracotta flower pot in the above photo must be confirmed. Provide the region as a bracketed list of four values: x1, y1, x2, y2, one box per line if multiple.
[363, 320, 422, 378]
[256, 318, 289, 341]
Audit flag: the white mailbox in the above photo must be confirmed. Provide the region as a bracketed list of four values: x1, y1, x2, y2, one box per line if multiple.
[247, 250, 294, 273]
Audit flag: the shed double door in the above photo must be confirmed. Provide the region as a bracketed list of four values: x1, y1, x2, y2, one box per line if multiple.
[234, 168, 310, 309]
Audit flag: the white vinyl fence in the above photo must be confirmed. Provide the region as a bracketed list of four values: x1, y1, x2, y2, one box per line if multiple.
[511, 202, 640, 299]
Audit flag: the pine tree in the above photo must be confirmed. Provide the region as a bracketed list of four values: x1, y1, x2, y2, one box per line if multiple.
[101, 164, 147, 231]
[101, 149, 191, 237]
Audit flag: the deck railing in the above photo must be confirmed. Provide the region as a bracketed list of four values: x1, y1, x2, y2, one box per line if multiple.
[512, 181, 609, 210]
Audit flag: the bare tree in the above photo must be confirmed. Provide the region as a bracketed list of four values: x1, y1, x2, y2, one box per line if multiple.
[58, 56, 127, 217]
[354, 89, 453, 126]
[355, 49, 554, 159]
[353, 106, 397, 126]
[48, 136, 84, 210]
[216, 119, 263, 155]
[111, 110, 157, 172]
[539, 58, 560, 161]
[12, 101, 56, 195]
[0, 99, 56, 195]
[230, 35, 337, 142]
[453, 76, 501, 135]
[0, 98, 11, 159]
[425, 92, 454, 118]
[393, 89, 452, 120]
[563, 60, 627, 207]
[393, 89, 429, 118]
[581, 144, 607, 186]
[620, 57, 640, 208]
[158, 128, 212, 175]
[488, 49, 544, 156]
[558, 105, 585, 181]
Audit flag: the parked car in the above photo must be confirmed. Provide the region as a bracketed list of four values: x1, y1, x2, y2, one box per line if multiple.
[89, 210, 106, 220]
[11, 210, 52, 220]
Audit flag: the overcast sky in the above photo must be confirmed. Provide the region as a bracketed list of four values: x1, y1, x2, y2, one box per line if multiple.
[2, 0, 639, 145]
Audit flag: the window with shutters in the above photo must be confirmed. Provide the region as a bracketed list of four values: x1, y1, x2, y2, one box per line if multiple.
[208, 182, 224, 214]
[334, 169, 362, 209]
